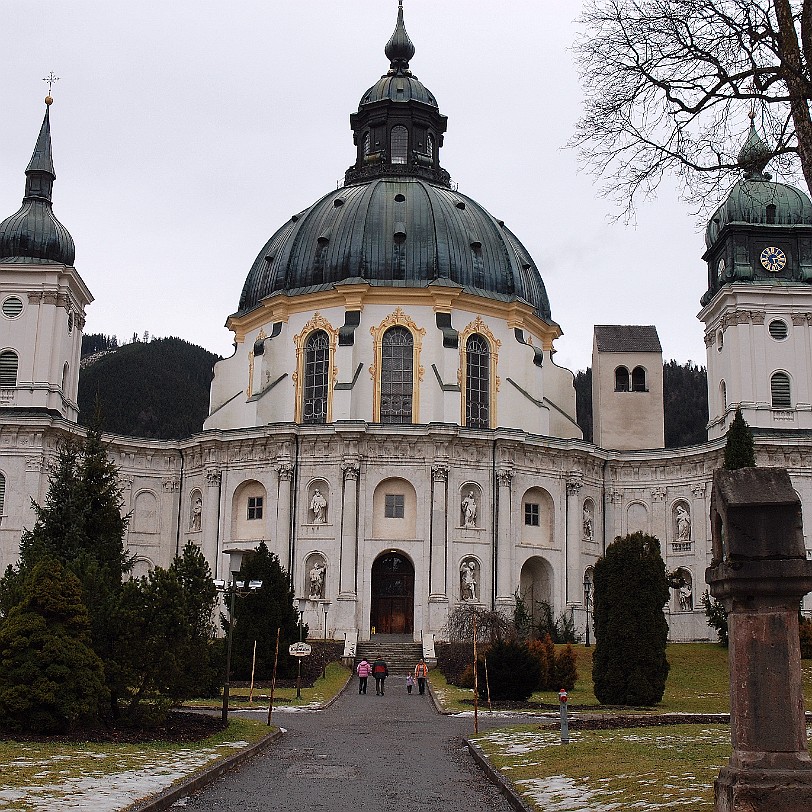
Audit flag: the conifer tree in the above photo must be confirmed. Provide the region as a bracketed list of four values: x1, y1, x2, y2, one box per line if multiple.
[0, 558, 107, 733]
[592, 532, 670, 706]
[723, 407, 756, 470]
[228, 542, 303, 679]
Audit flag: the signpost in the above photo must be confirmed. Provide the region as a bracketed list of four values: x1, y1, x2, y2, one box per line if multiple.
[289, 642, 312, 657]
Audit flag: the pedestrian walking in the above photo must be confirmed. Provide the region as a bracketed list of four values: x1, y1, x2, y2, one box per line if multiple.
[372, 657, 388, 695]
[406, 674, 414, 694]
[356, 658, 372, 694]
[414, 658, 429, 695]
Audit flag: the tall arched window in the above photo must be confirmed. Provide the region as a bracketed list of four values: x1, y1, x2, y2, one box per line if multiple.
[465, 334, 490, 428]
[631, 366, 647, 392]
[771, 371, 791, 408]
[380, 326, 413, 423]
[390, 126, 408, 165]
[363, 132, 371, 157]
[0, 472, 5, 518]
[614, 366, 629, 392]
[0, 351, 18, 387]
[720, 380, 727, 412]
[303, 330, 330, 424]
[426, 133, 434, 161]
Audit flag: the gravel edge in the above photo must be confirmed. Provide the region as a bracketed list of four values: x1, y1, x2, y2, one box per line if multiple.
[465, 739, 535, 812]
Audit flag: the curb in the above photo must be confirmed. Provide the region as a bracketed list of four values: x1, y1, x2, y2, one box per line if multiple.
[465, 739, 534, 812]
[125, 728, 284, 812]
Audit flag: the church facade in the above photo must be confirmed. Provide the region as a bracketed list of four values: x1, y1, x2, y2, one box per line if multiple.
[2, 6, 812, 652]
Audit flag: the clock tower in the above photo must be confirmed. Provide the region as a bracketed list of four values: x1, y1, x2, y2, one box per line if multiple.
[700, 119, 812, 439]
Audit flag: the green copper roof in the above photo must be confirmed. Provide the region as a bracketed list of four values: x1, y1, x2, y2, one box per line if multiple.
[0, 103, 75, 266]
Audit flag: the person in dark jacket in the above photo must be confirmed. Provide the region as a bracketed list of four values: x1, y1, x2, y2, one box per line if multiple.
[372, 657, 389, 695]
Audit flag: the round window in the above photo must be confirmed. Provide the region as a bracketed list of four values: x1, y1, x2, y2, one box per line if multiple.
[2, 296, 23, 318]
[769, 319, 788, 340]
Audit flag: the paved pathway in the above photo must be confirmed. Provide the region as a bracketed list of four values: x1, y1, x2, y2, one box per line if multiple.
[181, 677, 515, 812]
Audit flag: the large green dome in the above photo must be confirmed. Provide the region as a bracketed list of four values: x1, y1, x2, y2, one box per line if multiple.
[236, 176, 553, 322]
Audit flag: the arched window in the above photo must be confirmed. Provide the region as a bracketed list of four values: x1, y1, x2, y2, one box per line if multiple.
[0, 472, 5, 518]
[380, 326, 413, 423]
[614, 366, 629, 392]
[61, 362, 69, 395]
[631, 366, 647, 392]
[390, 126, 408, 165]
[766, 204, 777, 224]
[465, 334, 490, 428]
[303, 330, 330, 424]
[720, 380, 727, 412]
[426, 133, 434, 160]
[0, 351, 18, 387]
[363, 132, 371, 156]
[771, 371, 791, 408]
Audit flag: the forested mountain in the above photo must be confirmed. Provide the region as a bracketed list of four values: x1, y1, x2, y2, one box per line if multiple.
[78, 336, 220, 439]
[574, 361, 709, 448]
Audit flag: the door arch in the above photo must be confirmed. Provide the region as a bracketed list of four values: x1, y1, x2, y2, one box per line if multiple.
[370, 552, 414, 635]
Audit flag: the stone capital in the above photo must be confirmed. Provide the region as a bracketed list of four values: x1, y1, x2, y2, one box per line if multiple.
[276, 462, 294, 481]
[432, 463, 449, 482]
[341, 460, 360, 481]
[205, 468, 221, 487]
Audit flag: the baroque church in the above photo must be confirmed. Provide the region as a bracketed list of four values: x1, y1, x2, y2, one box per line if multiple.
[2, 4, 812, 653]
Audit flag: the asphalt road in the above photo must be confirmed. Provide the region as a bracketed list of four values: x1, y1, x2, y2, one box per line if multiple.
[181, 677, 516, 812]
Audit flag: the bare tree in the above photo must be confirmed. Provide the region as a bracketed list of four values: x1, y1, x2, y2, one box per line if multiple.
[573, 0, 812, 217]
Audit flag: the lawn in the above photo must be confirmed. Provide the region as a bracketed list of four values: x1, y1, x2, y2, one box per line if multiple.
[433, 643, 812, 714]
[0, 717, 271, 812]
[460, 645, 812, 812]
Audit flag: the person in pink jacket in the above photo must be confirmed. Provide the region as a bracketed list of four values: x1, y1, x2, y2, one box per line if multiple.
[356, 658, 372, 694]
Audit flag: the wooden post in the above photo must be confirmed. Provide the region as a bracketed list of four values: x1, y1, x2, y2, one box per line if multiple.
[267, 627, 280, 726]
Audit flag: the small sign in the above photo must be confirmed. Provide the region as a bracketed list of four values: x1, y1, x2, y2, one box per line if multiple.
[289, 642, 312, 657]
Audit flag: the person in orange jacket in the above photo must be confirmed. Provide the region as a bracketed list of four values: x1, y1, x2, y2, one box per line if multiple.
[414, 658, 429, 695]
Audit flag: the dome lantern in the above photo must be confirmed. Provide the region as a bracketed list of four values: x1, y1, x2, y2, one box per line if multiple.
[345, 2, 449, 186]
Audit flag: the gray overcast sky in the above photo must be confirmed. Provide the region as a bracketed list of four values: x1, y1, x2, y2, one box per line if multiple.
[1, 1, 715, 372]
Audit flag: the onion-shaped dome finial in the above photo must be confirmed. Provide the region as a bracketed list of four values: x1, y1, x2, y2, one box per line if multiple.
[0, 101, 75, 266]
[737, 111, 773, 180]
[385, 1, 415, 72]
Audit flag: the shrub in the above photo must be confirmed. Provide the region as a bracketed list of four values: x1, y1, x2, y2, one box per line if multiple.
[535, 601, 581, 644]
[553, 643, 578, 692]
[436, 641, 476, 685]
[701, 590, 729, 647]
[478, 639, 541, 702]
[527, 638, 553, 689]
[592, 532, 670, 706]
[800, 618, 812, 660]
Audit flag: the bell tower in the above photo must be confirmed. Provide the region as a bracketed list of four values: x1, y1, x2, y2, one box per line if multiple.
[700, 118, 812, 439]
[0, 98, 91, 422]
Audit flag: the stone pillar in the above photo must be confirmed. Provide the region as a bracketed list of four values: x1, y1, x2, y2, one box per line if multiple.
[565, 473, 582, 605]
[275, 461, 294, 574]
[707, 468, 812, 812]
[202, 468, 221, 577]
[339, 460, 359, 597]
[496, 467, 513, 605]
[430, 463, 448, 599]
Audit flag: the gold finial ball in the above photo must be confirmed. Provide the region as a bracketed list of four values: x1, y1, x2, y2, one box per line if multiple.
[45, 95, 53, 106]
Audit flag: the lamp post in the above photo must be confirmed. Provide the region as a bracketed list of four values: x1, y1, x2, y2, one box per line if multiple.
[215, 578, 263, 724]
[583, 577, 592, 648]
[322, 599, 331, 641]
[296, 596, 307, 699]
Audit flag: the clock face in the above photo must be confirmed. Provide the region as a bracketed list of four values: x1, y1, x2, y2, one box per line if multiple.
[760, 246, 787, 272]
[717, 258, 726, 280]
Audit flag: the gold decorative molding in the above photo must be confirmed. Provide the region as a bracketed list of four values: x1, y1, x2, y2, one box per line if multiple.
[369, 307, 426, 423]
[247, 349, 255, 397]
[459, 316, 501, 428]
[293, 312, 338, 423]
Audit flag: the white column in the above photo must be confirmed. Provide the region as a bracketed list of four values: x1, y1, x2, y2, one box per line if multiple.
[496, 467, 513, 604]
[430, 463, 448, 598]
[276, 461, 294, 574]
[203, 468, 221, 577]
[566, 475, 582, 605]
[339, 460, 359, 596]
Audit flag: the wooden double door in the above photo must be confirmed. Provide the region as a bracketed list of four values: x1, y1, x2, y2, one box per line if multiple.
[370, 552, 414, 634]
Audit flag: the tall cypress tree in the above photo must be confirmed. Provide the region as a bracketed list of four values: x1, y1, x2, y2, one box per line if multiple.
[592, 532, 670, 706]
[723, 407, 756, 470]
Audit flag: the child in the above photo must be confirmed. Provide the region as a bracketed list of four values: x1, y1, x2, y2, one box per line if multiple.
[406, 674, 414, 694]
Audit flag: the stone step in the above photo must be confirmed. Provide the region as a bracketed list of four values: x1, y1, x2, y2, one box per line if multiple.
[355, 641, 424, 675]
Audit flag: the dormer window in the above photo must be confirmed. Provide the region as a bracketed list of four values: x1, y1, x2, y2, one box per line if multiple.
[426, 133, 434, 161]
[391, 126, 408, 164]
[766, 204, 777, 224]
[363, 132, 371, 157]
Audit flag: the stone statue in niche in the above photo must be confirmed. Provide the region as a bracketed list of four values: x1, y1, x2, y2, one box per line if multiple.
[461, 490, 478, 528]
[190, 496, 202, 532]
[678, 582, 693, 611]
[675, 504, 691, 541]
[460, 559, 478, 602]
[582, 501, 593, 541]
[309, 560, 326, 599]
[310, 489, 327, 523]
